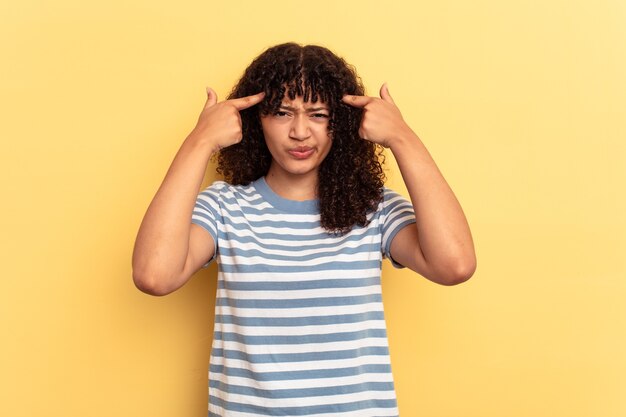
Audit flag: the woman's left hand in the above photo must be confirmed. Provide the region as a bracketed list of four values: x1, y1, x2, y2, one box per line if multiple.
[342, 83, 413, 148]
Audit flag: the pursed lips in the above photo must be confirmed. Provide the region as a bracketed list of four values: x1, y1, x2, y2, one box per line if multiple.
[288, 146, 315, 159]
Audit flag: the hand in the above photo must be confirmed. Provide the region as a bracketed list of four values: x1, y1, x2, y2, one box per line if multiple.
[341, 83, 412, 148]
[188, 87, 265, 152]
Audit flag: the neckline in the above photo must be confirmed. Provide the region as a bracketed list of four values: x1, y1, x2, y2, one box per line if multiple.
[253, 177, 319, 214]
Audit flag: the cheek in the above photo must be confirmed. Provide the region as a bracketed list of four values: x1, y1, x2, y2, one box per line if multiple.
[260, 124, 278, 147]
[261, 120, 288, 140]
[318, 127, 332, 146]
[260, 119, 271, 137]
[319, 137, 333, 158]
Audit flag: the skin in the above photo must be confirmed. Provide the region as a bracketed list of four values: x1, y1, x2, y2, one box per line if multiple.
[343, 83, 476, 285]
[260, 96, 332, 201]
[132, 84, 476, 296]
[132, 88, 265, 295]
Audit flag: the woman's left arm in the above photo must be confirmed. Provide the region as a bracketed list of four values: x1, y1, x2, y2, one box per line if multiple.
[343, 84, 476, 285]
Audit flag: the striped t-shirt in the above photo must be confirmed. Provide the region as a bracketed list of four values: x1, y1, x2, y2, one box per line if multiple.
[192, 177, 416, 417]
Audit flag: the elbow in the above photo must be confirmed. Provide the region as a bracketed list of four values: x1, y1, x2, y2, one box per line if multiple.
[448, 257, 477, 285]
[132, 268, 177, 296]
[432, 256, 477, 286]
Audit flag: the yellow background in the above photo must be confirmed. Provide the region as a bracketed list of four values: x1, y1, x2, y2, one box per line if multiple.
[1, 0, 625, 416]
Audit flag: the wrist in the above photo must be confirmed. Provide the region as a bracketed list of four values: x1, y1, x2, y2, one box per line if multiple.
[184, 130, 221, 157]
[387, 127, 420, 153]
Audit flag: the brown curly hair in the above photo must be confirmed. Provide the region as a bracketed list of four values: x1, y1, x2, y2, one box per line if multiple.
[216, 42, 385, 235]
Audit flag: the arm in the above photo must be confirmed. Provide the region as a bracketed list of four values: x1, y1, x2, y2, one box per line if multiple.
[343, 84, 476, 286]
[132, 88, 265, 296]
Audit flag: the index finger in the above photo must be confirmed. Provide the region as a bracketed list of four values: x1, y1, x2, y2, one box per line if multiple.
[230, 92, 266, 111]
[341, 94, 373, 108]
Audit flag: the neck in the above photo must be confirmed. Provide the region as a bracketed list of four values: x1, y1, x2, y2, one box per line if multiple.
[265, 166, 318, 201]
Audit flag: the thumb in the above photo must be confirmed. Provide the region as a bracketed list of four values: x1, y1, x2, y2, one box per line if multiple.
[205, 87, 218, 108]
[231, 91, 266, 111]
[379, 83, 395, 104]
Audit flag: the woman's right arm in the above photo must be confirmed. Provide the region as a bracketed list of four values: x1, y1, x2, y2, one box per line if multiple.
[131, 88, 265, 296]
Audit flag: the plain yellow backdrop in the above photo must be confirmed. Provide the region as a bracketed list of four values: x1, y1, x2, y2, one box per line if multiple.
[1, 0, 625, 416]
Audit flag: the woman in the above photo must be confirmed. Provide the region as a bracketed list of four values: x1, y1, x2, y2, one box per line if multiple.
[133, 42, 476, 416]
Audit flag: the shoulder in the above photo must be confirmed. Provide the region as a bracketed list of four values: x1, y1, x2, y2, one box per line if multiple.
[378, 187, 412, 211]
[378, 187, 415, 231]
[382, 186, 407, 200]
[198, 179, 269, 210]
[200, 180, 256, 198]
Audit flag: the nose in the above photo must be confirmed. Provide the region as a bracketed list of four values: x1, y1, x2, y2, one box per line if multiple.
[289, 114, 311, 141]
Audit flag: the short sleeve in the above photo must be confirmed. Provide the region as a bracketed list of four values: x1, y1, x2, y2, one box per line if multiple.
[380, 188, 416, 269]
[191, 182, 225, 267]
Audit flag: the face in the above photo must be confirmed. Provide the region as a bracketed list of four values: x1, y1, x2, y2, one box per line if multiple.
[260, 94, 332, 181]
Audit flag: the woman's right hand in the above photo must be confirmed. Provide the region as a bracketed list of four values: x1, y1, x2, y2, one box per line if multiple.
[188, 87, 265, 153]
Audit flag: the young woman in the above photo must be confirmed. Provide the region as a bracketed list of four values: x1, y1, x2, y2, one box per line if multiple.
[133, 43, 476, 417]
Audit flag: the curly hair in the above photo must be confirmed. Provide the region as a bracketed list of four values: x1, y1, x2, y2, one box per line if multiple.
[216, 42, 386, 235]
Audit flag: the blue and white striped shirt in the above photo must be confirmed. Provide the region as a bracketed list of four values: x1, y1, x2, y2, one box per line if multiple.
[192, 177, 416, 417]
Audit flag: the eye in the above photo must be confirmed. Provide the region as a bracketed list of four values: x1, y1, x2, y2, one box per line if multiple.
[274, 111, 290, 117]
[311, 113, 329, 119]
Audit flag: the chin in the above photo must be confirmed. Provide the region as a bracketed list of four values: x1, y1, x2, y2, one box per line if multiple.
[284, 165, 318, 177]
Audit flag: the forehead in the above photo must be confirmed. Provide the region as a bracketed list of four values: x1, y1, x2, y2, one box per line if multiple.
[278, 87, 329, 107]
[280, 95, 329, 109]
[261, 83, 333, 115]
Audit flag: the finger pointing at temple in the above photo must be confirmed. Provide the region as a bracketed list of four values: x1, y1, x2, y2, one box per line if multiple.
[340, 83, 411, 148]
[341, 94, 374, 108]
[230, 92, 266, 111]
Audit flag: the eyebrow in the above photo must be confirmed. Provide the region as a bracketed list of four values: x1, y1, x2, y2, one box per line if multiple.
[279, 104, 329, 112]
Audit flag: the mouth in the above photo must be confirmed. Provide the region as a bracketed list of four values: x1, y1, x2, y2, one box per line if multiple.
[288, 146, 315, 159]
